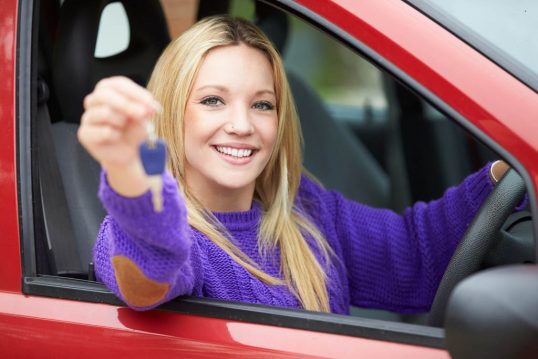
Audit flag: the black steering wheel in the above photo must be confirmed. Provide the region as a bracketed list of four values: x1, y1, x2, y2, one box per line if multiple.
[428, 169, 526, 327]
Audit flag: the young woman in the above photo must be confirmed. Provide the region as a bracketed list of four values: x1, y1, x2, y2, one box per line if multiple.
[78, 16, 509, 314]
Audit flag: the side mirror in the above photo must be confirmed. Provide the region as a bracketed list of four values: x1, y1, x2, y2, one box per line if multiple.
[445, 265, 538, 358]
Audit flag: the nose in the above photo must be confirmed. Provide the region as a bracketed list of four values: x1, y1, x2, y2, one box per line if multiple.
[225, 104, 254, 136]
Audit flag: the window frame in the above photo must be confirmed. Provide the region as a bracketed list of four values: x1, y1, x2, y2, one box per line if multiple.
[18, 0, 533, 350]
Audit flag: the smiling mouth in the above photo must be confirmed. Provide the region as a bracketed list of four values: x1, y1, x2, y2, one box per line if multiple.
[214, 145, 256, 158]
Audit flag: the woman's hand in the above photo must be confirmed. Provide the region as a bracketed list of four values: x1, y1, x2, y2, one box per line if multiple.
[78, 76, 157, 196]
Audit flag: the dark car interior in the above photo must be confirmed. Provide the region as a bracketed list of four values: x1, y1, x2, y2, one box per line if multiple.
[32, 0, 535, 327]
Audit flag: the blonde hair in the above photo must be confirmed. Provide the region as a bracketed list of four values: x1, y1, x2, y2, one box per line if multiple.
[147, 16, 333, 312]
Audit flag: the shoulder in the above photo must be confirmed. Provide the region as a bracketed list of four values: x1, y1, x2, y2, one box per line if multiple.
[297, 173, 327, 206]
[296, 174, 348, 263]
[297, 172, 347, 205]
[296, 173, 342, 221]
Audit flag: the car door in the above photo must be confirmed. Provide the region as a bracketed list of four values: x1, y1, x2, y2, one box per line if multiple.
[2, 0, 536, 358]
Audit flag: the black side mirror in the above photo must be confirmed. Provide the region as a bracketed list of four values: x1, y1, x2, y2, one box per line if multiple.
[445, 265, 538, 359]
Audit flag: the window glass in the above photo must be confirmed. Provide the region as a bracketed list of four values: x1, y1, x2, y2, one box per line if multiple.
[284, 17, 387, 120]
[229, 0, 255, 19]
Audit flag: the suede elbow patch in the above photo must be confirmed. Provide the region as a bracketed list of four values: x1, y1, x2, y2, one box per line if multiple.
[111, 255, 170, 308]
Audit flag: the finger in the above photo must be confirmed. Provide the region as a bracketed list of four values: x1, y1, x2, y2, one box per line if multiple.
[78, 124, 122, 147]
[84, 87, 150, 121]
[93, 76, 158, 113]
[81, 105, 128, 129]
[106, 76, 156, 104]
[125, 117, 150, 145]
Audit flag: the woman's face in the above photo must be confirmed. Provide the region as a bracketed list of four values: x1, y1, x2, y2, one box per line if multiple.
[183, 43, 278, 211]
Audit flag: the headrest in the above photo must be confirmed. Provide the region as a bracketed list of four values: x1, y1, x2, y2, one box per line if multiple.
[254, 2, 289, 55]
[196, 0, 289, 54]
[52, 0, 170, 123]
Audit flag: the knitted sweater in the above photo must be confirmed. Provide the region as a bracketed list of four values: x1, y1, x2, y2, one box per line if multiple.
[94, 165, 494, 314]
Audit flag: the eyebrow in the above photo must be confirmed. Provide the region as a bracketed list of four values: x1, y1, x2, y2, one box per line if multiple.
[194, 85, 275, 97]
[255, 89, 276, 97]
[195, 85, 228, 93]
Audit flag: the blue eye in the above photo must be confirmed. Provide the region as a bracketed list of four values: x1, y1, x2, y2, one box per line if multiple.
[253, 101, 274, 111]
[200, 96, 224, 106]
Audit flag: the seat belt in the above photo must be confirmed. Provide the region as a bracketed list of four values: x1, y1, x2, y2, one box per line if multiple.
[36, 78, 84, 276]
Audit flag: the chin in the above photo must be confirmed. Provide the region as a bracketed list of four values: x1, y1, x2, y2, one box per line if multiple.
[216, 179, 256, 191]
[212, 172, 258, 191]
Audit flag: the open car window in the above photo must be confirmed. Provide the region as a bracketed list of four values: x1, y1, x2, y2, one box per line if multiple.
[19, 0, 535, 350]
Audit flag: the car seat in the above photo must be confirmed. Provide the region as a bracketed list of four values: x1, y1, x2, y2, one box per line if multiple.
[45, 0, 170, 275]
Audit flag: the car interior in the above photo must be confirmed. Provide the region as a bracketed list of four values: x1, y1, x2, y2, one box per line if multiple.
[32, 0, 535, 327]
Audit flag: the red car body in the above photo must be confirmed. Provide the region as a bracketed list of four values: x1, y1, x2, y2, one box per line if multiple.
[1, 0, 536, 357]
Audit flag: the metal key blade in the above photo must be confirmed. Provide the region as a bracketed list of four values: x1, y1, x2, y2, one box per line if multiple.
[148, 175, 163, 212]
[145, 121, 158, 147]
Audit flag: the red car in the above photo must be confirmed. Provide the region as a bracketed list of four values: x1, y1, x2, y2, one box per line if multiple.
[1, 0, 537, 357]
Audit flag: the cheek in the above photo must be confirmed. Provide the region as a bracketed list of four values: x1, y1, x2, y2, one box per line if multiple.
[182, 119, 202, 162]
[182, 121, 193, 154]
[183, 112, 207, 148]
[260, 116, 279, 148]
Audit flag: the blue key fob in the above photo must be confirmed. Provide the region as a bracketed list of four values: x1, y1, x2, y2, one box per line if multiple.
[140, 139, 167, 176]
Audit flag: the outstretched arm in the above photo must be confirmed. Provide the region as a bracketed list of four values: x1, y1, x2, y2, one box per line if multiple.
[79, 77, 198, 310]
[94, 171, 197, 310]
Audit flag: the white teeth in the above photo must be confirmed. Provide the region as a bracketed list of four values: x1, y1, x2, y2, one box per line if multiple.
[216, 146, 253, 158]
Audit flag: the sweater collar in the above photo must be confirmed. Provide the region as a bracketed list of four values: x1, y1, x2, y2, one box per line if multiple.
[212, 201, 262, 231]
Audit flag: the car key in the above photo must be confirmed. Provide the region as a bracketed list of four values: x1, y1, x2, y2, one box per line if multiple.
[140, 121, 167, 212]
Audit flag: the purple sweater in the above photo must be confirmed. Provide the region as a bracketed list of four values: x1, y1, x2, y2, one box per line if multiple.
[94, 165, 493, 314]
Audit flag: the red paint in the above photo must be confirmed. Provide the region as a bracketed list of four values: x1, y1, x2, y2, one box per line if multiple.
[0, 0, 21, 293]
[0, 292, 449, 358]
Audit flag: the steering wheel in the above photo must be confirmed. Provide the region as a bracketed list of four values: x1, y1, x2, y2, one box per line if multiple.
[428, 169, 526, 327]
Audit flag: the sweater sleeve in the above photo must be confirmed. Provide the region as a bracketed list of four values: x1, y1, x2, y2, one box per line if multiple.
[93, 170, 196, 311]
[302, 164, 494, 313]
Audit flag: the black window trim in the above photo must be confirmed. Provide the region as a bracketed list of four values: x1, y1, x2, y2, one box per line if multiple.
[18, 0, 37, 278]
[17, 0, 536, 351]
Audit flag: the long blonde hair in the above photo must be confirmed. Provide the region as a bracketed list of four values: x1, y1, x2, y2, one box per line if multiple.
[147, 16, 333, 312]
